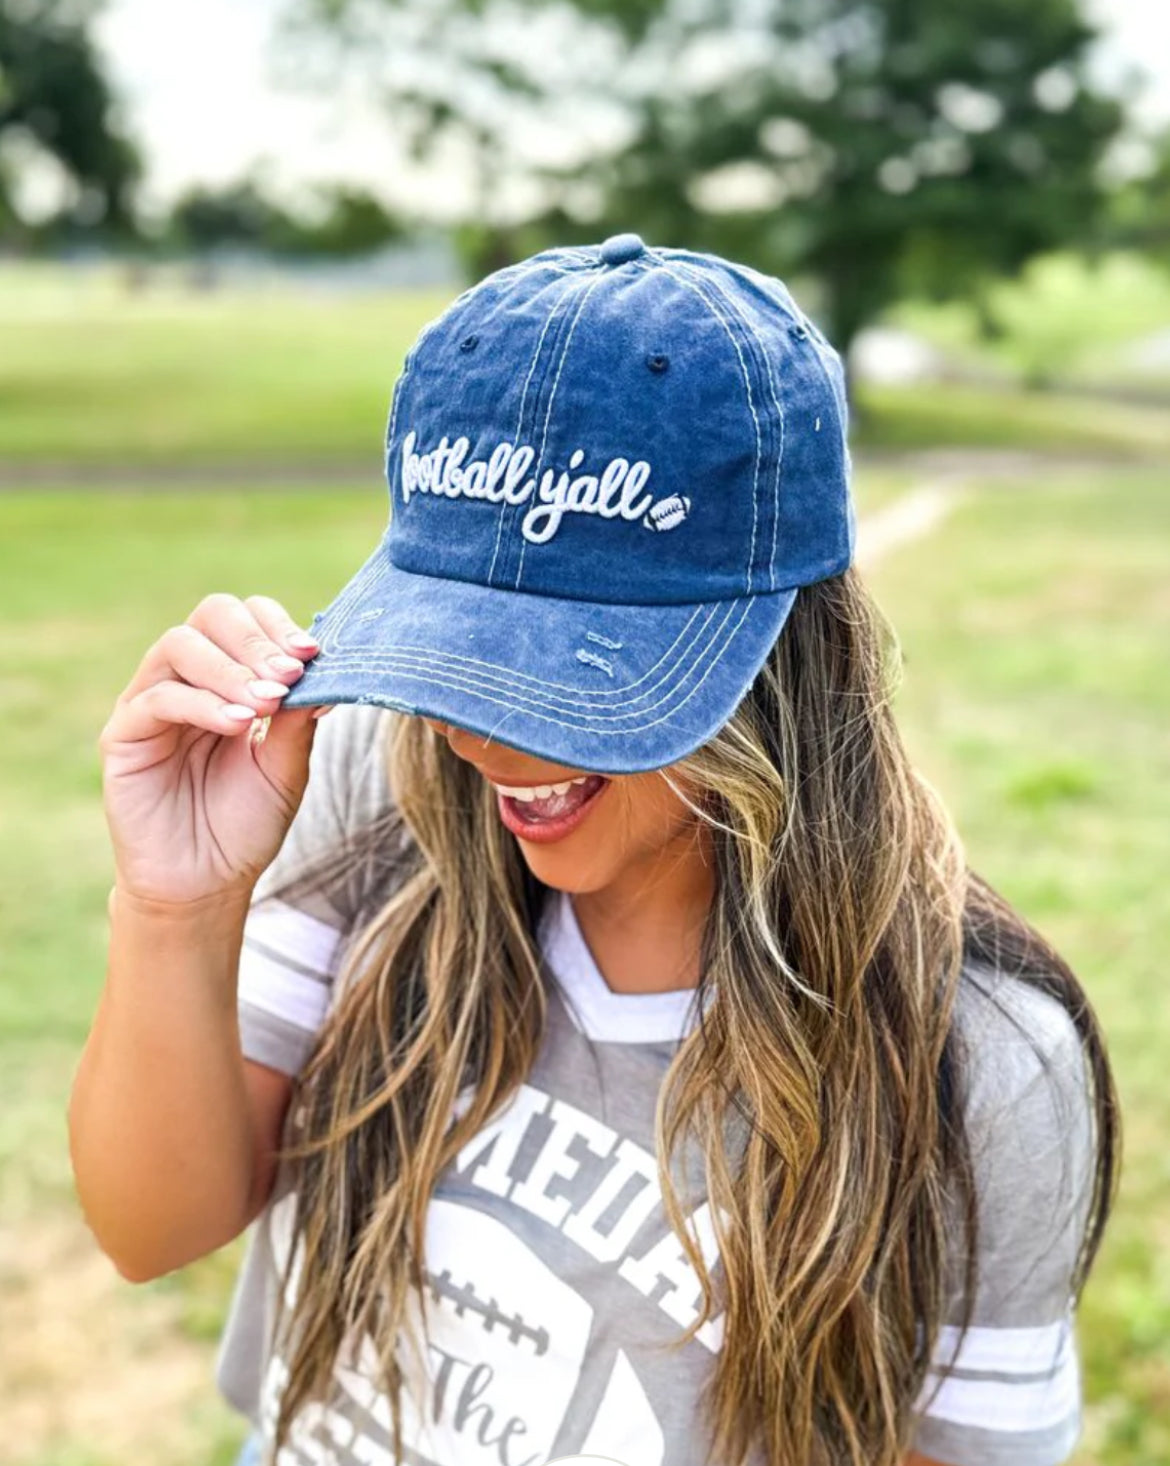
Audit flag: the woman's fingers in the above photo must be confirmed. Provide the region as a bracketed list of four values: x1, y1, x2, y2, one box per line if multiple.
[184, 591, 315, 686]
[101, 679, 263, 751]
[122, 622, 290, 714]
[98, 591, 327, 909]
[106, 592, 326, 755]
[123, 593, 315, 705]
[241, 593, 319, 659]
[243, 597, 334, 718]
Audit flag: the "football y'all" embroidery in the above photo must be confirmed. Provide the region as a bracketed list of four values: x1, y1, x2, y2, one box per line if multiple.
[399, 430, 691, 545]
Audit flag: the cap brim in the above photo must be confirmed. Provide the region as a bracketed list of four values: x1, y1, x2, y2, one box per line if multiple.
[280, 532, 797, 775]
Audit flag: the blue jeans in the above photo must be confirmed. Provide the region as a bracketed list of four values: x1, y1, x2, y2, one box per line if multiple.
[233, 1434, 263, 1466]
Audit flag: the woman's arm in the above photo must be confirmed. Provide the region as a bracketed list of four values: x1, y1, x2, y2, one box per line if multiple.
[69, 888, 257, 1280]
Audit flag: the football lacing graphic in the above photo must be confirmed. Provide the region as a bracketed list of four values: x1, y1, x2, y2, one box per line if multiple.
[642, 495, 690, 532]
[423, 1268, 550, 1356]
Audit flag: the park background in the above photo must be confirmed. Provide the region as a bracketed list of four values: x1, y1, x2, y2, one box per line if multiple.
[1, 0, 1167, 1462]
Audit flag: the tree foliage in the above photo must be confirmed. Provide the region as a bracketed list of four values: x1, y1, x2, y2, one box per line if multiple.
[301, 0, 1124, 353]
[168, 176, 409, 256]
[1109, 126, 1170, 271]
[0, 0, 140, 244]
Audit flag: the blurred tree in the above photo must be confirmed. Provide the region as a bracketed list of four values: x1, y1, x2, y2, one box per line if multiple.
[1109, 126, 1170, 268]
[0, 0, 140, 245]
[298, 0, 1124, 360]
[168, 175, 409, 256]
[297, 184, 408, 255]
[170, 179, 296, 253]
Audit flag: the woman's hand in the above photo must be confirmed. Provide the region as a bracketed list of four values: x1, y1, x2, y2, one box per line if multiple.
[99, 592, 330, 912]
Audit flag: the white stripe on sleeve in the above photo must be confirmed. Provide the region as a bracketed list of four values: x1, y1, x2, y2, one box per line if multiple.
[915, 1313, 1081, 1433]
[931, 1314, 1075, 1375]
[237, 901, 344, 1033]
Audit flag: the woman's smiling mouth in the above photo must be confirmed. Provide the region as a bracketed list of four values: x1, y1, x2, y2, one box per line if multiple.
[492, 775, 611, 843]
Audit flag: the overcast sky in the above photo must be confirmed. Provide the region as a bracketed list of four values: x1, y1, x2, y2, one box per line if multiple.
[94, 0, 1170, 216]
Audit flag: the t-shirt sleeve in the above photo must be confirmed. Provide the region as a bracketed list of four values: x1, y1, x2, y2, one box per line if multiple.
[908, 972, 1099, 1466]
[236, 703, 395, 1077]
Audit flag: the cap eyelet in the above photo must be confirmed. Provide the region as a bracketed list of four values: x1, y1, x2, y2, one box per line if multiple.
[789, 322, 810, 341]
[459, 334, 479, 353]
[646, 352, 670, 373]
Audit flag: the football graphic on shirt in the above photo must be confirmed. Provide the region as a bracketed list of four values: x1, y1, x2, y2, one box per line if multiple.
[398, 1199, 595, 1466]
[262, 1194, 665, 1466]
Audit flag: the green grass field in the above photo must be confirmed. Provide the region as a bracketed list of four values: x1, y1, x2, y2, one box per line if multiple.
[0, 264, 447, 465]
[0, 487, 392, 1466]
[890, 251, 1170, 392]
[870, 468, 1170, 1463]
[3, 260, 1169, 466]
[0, 462, 1165, 1464]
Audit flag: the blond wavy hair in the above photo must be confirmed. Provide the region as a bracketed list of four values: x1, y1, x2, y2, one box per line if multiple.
[263, 564, 1119, 1466]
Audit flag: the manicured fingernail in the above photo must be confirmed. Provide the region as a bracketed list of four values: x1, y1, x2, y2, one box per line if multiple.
[223, 704, 255, 721]
[288, 631, 318, 650]
[267, 654, 304, 675]
[248, 679, 290, 700]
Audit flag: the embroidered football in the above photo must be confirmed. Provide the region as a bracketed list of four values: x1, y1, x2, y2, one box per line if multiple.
[642, 495, 690, 532]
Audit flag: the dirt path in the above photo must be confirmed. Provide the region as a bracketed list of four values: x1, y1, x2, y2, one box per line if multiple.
[857, 477, 967, 565]
[0, 457, 378, 489]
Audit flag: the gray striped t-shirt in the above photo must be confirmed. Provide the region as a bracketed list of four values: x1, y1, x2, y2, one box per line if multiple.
[215, 704, 1098, 1466]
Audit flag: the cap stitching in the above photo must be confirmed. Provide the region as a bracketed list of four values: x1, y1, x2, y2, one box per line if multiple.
[321, 603, 725, 708]
[315, 545, 728, 703]
[387, 262, 584, 521]
[654, 260, 762, 598]
[339, 603, 754, 734]
[669, 258, 786, 595]
[485, 270, 587, 586]
[485, 285, 566, 584]
[742, 265, 849, 460]
[317, 636, 732, 719]
[513, 265, 610, 591]
[304, 538, 769, 720]
[310, 600, 755, 729]
[313, 535, 741, 701]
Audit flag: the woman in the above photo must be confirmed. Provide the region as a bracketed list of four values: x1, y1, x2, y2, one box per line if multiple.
[71, 234, 1119, 1466]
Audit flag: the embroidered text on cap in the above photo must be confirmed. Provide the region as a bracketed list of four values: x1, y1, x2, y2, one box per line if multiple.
[599, 233, 646, 266]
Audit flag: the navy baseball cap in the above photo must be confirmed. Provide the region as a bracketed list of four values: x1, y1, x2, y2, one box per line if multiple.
[280, 233, 855, 774]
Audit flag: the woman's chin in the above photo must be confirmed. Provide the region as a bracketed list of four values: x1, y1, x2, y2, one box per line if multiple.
[518, 846, 616, 895]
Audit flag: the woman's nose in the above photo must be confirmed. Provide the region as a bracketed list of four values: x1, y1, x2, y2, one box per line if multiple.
[423, 715, 487, 756]
[447, 725, 493, 759]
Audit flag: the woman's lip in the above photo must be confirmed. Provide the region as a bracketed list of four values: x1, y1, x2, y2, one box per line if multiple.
[495, 777, 610, 844]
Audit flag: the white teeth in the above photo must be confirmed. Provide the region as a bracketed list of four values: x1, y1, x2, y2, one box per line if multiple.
[494, 774, 594, 800]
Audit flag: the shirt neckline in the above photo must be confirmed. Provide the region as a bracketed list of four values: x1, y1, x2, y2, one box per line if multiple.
[537, 888, 703, 1045]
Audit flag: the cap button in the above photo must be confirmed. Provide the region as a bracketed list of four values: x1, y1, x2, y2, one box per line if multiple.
[599, 232, 646, 267]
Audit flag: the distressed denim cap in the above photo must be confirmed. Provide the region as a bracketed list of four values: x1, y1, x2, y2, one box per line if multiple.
[281, 233, 855, 773]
